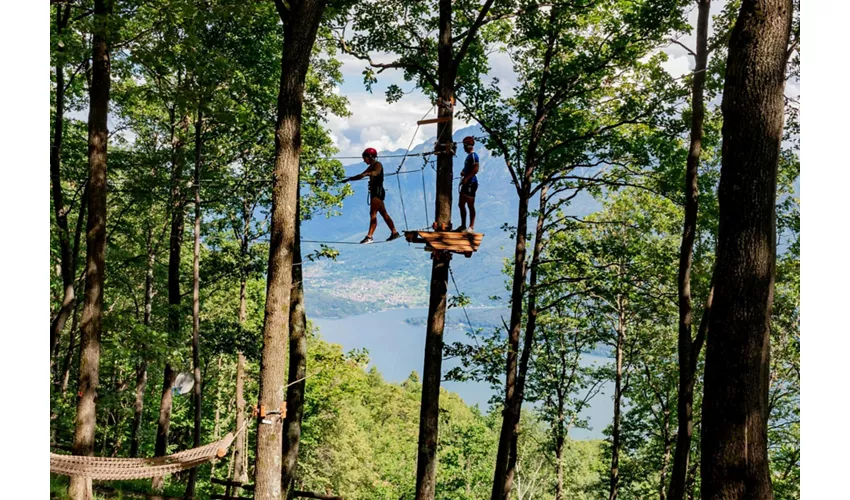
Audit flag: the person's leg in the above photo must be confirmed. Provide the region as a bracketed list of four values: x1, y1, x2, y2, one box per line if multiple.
[468, 195, 476, 231]
[368, 198, 379, 237]
[377, 200, 398, 234]
[458, 193, 468, 229]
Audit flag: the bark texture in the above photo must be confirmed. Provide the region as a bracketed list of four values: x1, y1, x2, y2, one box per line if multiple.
[282, 193, 308, 497]
[50, 2, 75, 364]
[153, 106, 187, 492]
[232, 191, 251, 490]
[254, 2, 326, 498]
[700, 1, 793, 498]
[130, 230, 156, 457]
[608, 302, 626, 500]
[491, 8, 557, 497]
[669, 2, 711, 498]
[414, 3, 454, 498]
[185, 109, 204, 499]
[69, 1, 111, 497]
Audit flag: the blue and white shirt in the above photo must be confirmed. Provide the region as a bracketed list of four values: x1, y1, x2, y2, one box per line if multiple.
[462, 152, 479, 184]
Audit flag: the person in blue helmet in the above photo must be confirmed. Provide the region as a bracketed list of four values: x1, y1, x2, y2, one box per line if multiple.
[456, 136, 479, 233]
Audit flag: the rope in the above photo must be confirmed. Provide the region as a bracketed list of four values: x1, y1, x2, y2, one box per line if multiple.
[300, 239, 394, 245]
[398, 171, 409, 230]
[50, 433, 237, 481]
[449, 266, 481, 348]
[393, 105, 436, 231]
[421, 157, 430, 227]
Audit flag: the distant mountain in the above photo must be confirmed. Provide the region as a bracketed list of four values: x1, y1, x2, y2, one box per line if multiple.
[301, 125, 600, 318]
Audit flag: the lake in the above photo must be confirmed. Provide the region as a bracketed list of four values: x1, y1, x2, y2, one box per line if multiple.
[312, 307, 613, 440]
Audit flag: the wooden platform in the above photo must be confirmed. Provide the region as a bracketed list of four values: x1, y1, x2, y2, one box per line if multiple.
[404, 230, 484, 257]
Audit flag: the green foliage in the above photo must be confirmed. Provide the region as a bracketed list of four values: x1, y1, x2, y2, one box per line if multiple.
[49, 2, 801, 499]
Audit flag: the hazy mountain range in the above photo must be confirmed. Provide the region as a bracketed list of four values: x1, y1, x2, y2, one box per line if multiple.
[300, 125, 599, 318]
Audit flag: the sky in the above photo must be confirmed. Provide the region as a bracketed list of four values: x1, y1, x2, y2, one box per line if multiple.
[327, 0, 800, 160]
[327, 3, 711, 159]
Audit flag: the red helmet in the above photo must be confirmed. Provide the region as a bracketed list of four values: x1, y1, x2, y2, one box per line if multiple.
[462, 136, 475, 146]
[362, 147, 378, 158]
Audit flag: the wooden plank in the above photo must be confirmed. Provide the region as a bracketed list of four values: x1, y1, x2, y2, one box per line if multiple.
[420, 232, 483, 241]
[416, 116, 452, 125]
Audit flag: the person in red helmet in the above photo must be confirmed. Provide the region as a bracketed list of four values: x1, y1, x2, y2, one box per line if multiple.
[340, 148, 402, 244]
[457, 136, 479, 233]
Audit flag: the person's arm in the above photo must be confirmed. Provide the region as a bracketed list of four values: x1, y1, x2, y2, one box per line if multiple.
[340, 164, 377, 183]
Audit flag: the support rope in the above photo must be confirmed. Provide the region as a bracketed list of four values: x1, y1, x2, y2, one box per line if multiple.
[393, 105, 437, 231]
[448, 266, 481, 348]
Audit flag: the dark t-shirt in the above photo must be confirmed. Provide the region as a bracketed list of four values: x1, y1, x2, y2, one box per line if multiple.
[462, 152, 479, 184]
[368, 161, 385, 199]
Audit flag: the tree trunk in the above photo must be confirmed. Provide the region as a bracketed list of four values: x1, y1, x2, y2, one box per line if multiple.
[414, 3, 454, 499]
[701, 1, 792, 498]
[660, 421, 672, 500]
[130, 229, 156, 457]
[255, 3, 326, 498]
[232, 352, 248, 484]
[232, 199, 250, 490]
[152, 364, 177, 492]
[50, 2, 75, 364]
[492, 8, 558, 496]
[282, 191, 308, 497]
[669, 2, 710, 498]
[609, 302, 625, 500]
[69, 1, 110, 496]
[554, 432, 565, 500]
[153, 105, 188, 493]
[504, 186, 548, 495]
[185, 108, 204, 499]
[59, 301, 82, 395]
[490, 184, 529, 500]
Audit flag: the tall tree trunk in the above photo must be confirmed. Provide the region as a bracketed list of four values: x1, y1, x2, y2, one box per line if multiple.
[669, 2, 711, 498]
[232, 195, 251, 491]
[504, 186, 548, 493]
[211, 356, 223, 478]
[282, 191, 308, 497]
[491, 184, 529, 500]
[660, 420, 672, 500]
[701, 1, 792, 498]
[414, 3, 454, 498]
[50, 2, 75, 364]
[492, 7, 557, 496]
[59, 300, 82, 395]
[255, 2, 326, 498]
[152, 364, 177, 492]
[153, 106, 187, 493]
[69, 0, 111, 496]
[609, 301, 625, 500]
[232, 352, 248, 485]
[554, 431, 565, 500]
[185, 108, 204, 499]
[130, 228, 155, 457]
[55, 189, 88, 385]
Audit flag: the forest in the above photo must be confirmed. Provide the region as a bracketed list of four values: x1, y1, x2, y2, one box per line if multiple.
[48, 0, 800, 499]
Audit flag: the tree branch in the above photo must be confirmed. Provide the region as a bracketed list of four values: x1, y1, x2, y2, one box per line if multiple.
[452, 0, 496, 76]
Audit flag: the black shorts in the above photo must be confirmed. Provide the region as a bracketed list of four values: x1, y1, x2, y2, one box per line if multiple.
[460, 182, 478, 198]
[369, 186, 386, 201]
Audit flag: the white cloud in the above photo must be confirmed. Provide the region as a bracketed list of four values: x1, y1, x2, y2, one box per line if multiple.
[326, 90, 436, 157]
[662, 53, 693, 79]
